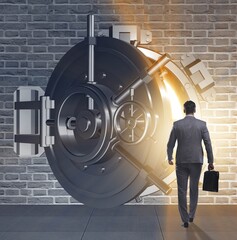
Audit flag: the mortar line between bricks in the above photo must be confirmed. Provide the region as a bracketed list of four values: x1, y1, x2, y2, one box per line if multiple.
[81, 208, 94, 240]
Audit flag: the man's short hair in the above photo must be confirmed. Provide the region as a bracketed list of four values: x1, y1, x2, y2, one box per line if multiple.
[184, 100, 196, 114]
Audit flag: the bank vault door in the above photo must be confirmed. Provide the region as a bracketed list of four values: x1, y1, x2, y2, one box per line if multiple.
[14, 15, 206, 208]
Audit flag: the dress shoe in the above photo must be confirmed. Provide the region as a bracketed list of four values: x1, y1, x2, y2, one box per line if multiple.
[183, 222, 189, 228]
[189, 218, 193, 222]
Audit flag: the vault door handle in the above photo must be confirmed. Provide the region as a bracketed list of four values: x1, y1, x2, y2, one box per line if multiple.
[114, 144, 172, 195]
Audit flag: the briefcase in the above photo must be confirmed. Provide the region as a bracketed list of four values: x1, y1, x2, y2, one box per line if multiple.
[202, 170, 219, 192]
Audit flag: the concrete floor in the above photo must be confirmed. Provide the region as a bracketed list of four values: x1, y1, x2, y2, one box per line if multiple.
[0, 205, 236, 240]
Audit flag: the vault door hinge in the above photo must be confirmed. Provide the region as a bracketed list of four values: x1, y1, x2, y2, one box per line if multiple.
[14, 87, 55, 157]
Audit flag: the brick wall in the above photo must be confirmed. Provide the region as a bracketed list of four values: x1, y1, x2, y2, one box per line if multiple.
[0, 0, 236, 205]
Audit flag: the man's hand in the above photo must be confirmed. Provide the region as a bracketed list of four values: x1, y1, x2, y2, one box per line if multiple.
[168, 160, 174, 165]
[208, 163, 214, 171]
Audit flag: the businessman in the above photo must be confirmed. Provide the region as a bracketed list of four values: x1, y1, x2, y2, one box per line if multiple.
[167, 100, 214, 228]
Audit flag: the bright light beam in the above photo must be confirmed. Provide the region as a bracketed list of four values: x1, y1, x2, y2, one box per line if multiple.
[163, 79, 183, 121]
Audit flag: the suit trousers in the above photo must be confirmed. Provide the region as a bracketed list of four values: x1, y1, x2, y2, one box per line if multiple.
[176, 163, 202, 223]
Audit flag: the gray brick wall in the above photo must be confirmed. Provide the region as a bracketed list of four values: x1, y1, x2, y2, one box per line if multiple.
[0, 0, 236, 205]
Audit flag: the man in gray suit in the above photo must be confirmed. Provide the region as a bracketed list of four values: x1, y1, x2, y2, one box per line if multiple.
[167, 100, 214, 228]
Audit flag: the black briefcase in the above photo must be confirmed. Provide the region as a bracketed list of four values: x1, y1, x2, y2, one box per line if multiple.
[202, 170, 219, 192]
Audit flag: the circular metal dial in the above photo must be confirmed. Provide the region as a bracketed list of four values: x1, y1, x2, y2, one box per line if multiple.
[56, 84, 112, 165]
[114, 101, 149, 145]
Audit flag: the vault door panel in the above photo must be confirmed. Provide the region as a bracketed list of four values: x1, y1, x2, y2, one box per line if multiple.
[44, 35, 172, 208]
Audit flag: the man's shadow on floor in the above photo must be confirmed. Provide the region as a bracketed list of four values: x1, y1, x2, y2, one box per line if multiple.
[187, 224, 214, 240]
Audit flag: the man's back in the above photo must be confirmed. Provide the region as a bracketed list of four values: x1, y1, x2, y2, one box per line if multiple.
[167, 100, 214, 228]
[167, 116, 213, 164]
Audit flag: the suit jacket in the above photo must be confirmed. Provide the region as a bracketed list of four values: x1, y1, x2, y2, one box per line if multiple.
[167, 115, 214, 164]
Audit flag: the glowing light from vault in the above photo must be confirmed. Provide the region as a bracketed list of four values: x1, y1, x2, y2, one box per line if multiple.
[163, 79, 183, 121]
